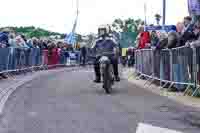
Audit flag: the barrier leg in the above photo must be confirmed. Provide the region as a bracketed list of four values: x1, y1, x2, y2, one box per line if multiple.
[144, 77, 151, 86]
[132, 72, 138, 78]
[145, 78, 155, 89]
[167, 82, 174, 91]
[6, 72, 15, 79]
[144, 75, 154, 86]
[184, 85, 191, 96]
[136, 73, 143, 80]
[158, 81, 169, 90]
[192, 87, 200, 97]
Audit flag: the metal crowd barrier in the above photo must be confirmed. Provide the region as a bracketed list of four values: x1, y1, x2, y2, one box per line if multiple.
[135, 46, 200, 97]
[0, 48, 81, 78]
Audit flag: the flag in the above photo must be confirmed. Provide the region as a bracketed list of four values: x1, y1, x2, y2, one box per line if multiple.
[188, 0, 200, 15]
[64, 11, 78, 45]
[64, 32, 76, 45]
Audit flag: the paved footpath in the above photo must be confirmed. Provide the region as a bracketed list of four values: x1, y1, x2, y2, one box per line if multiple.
[0, 67, 199, 133]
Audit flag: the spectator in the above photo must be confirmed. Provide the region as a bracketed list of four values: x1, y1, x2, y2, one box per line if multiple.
[21, 34, 27, 43]
[20, 35, 29, 48]
[150, 31, 159, 48]
[15, 35, 29, 48]
[180, 16, 195, 46]
[138, 31, 151, 49]
[15, 36, 22, 47]
[193, 20, 200, 40]
[0, 31, 10, 48]
[80, 46, 87, 65]
[156, 32, 168, 50]
[8, 33, 17, 47]
[126, 46, 135, 67]
[176, 22, 184, 35]
[32, 37, 40, 48]
[37, 39, 43, 49]
[135, 25, 144, 48]
[48, 42, 59, 65]
[167, 31, 179, 49]
[42, 39, 48, 49]
[56, 41, 62, 49]
[187, 20, 200, 47]
[182, 16, 193, 34]
[27, 39, 34, 48]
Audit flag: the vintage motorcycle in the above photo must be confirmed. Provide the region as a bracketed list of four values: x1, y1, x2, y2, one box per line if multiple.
[99, 53, 115, 94]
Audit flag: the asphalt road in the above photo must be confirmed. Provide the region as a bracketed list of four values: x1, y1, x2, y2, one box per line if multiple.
[0, 67, 200, 133]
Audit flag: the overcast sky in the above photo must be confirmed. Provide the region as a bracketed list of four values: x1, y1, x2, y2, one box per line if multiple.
[0, 0, 188, 34]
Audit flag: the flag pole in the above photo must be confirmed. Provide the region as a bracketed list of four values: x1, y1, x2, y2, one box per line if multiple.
[163, 0, 166, 26]
[144, 3, 147, 26]
[72, 0, 79, 48]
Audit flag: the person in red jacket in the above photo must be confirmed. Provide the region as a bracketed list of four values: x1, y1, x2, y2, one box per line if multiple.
[138, 31, 151, 49]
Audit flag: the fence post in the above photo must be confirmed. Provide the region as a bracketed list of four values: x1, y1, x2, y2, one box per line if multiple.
[151, 49, 155, 77]
[7, 48, 11, 71]
[192, 47, 198, 96]
[169, 50, 173, 82]
[136, 50, 139, 72]
[141, 50, 143, 74]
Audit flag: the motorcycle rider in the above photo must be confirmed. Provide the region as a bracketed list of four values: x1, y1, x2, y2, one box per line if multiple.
[92, 25, 120, 83]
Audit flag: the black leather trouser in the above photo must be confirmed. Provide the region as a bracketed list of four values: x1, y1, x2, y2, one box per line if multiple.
[93, 56, 119, 79]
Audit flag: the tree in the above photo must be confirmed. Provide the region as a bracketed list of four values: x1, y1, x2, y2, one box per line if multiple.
[112, 18, 124, 32]
[0, 26, 63, 38]
[155, 14, 162, 25]
[76, 34, 82, 42]
[111, 18, 143, 33]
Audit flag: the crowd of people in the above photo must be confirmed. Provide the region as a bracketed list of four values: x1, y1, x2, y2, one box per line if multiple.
[133, 16, 200, 92]
[0, 29, 91, 78]
[0, 30, 92, 79]
[0, 29, 76, 51]
[135, 16, 200, 50]
[119, 16, 199, 68]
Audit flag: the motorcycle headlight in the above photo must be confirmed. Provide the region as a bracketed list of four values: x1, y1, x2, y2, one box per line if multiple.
[101, 63, 107, 68]
[99, 56, 109, 62]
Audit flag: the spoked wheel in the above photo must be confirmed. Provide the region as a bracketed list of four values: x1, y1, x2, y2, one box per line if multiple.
[102, 64, 114, 94]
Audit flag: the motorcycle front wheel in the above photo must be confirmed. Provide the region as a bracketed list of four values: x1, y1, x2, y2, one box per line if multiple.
[102, 64, 113, 94]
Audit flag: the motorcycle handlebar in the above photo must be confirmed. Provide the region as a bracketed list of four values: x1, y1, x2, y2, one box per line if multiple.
[88, 52, 115, 58]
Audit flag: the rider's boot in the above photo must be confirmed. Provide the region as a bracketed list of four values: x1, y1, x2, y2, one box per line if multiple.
[93, 76, 101, 83]
[115, 76, 120, 82]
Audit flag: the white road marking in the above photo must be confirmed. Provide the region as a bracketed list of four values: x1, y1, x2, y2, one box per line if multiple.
[79, 70, 93, 73]
[136, 123, 183, 133]
[28, 112, 38, 117]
